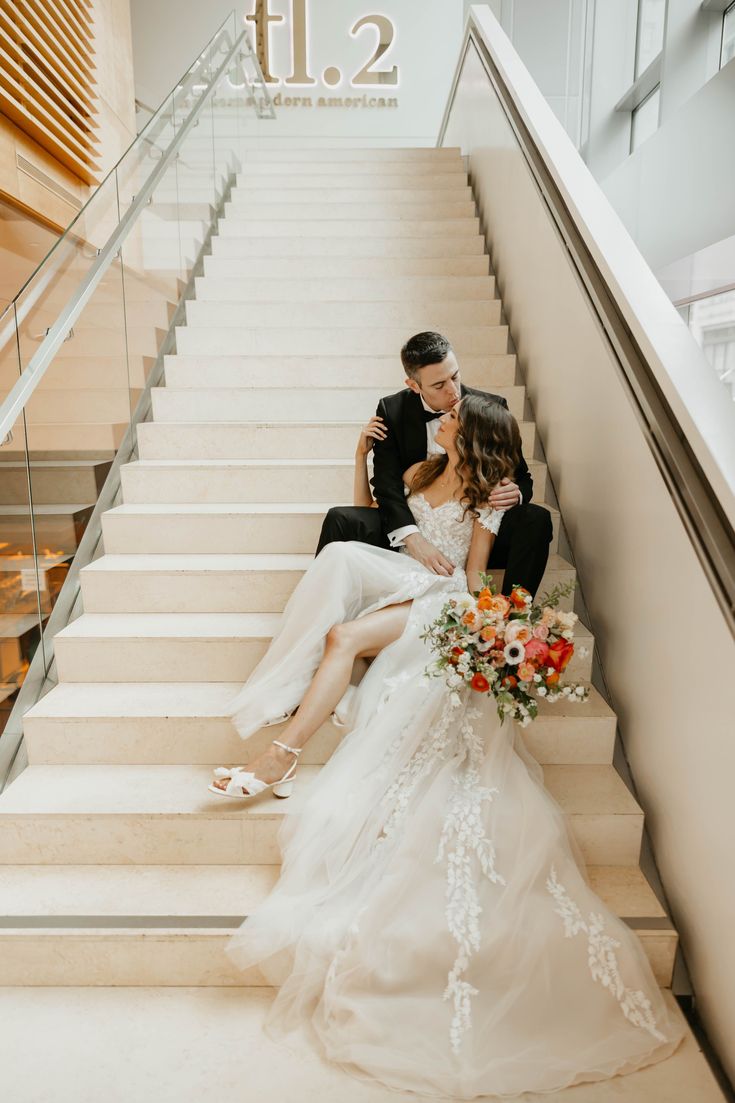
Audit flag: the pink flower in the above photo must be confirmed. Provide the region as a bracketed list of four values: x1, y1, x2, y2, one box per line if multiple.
[532, 624, 549, 641]
[517, 662, 535, 682]
[524, 638, 550, 665]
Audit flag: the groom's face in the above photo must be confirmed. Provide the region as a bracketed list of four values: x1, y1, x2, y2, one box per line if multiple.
[406, 352, 462, 412]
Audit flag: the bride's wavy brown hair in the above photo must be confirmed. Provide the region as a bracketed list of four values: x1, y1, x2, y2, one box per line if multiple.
[409, 394, 522, 517]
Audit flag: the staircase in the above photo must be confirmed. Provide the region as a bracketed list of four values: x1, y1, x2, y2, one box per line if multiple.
[0, 147, 725, 1101]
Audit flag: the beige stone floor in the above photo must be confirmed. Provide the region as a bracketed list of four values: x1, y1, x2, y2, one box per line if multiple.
[0, 987, 725, 1103]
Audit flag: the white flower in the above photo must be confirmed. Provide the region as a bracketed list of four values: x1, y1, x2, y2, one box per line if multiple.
[575, 686, 586, 697]
[562, 629, 574, 641]
[454, 594, 476, 614]
[537, 686, 548, 697]
[504, 641, 525, 665]
[534, 673, 542, 683]
[562, 686, 571, 696]
[556, 611, 578, 630]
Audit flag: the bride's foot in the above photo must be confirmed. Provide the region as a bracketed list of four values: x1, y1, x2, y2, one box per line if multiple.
[211, 742, 298, 794]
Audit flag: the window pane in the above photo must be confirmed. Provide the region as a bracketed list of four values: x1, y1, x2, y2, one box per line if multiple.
[722, 4, 735, 69]
[630, 87, 660, 151]
[687, 289, 735, 397]
[636, 0, 666, 76]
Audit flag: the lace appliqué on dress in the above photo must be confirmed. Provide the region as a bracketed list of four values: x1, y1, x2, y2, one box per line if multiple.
[406, 494, 474, 568]
[436, 702, 506, 1056]
[546, 866, 666, 1042]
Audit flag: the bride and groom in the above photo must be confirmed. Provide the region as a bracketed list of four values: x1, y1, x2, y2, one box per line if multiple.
[209, 331, 684, 1098]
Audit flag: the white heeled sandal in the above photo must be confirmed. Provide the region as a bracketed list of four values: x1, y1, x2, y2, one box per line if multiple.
[208, 739, 302, 801]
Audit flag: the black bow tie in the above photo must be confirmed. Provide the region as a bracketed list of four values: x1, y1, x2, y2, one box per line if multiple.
[423, 409, 443, 422]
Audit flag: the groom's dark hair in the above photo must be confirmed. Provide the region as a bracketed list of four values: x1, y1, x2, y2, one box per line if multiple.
[401, 331, 452, 380]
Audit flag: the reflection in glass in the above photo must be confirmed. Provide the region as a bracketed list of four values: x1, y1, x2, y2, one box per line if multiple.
[630, 86, 660, 151]
[635, 0, 667, 76]
[687, 289, 735, 400]
[721, 3, 735, 69]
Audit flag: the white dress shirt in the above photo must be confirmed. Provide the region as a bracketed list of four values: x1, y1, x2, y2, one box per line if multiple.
[386, 393, 521, 548]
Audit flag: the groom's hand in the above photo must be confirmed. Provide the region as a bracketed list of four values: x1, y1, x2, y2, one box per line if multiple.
[404, 533, 455, 576]
[489, 478, 521, 510]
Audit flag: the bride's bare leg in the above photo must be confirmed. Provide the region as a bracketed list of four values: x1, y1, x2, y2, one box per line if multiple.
[213, 601, 412, 792]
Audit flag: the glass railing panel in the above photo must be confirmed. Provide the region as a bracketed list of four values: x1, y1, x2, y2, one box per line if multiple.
[0, 307, 45, 741]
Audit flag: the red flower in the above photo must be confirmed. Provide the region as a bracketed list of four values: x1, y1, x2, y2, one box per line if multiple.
[502, 675, 518, 689]
[451, 647, 465, 656]
[471, 672, 490, 692]
[547, 639, 574, 673]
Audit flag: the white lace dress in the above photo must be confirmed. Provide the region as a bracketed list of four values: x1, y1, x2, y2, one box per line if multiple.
[225, 494, 685, 1099]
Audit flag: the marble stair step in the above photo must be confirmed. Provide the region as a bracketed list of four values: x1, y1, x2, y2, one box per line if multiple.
[183, 298, 502, 328]
[120, 455, 544, 504]
[52, 595, 590, 684]
[193, 274, 496, 302]
[216, 217, 481, 239]
[162, 352, 514, 390]
[0, 763, 643, 866]
[135, 419, 536, 460]
[202, 255, 491, 277]
[0, 863, 675, 987]
[0, 988, 724, 1102]
[23, 683, 614, 766]
[149, 384, 524, 423]
[175, 323, 507, 356]
[235, 171, 470, 188]
[228, 184, 474, 203]
[101, 499, 557, 554]
[237, 148, 464, 163]
[209, 235, 486, 259]
[79, 548, 568, 614]
[237, 162, 467, 179]
[223, 200, 477, 220]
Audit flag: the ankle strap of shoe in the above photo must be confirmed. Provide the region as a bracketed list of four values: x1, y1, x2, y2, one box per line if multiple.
[272, 739, 302, 756]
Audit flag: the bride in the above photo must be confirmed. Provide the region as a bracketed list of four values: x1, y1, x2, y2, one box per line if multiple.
[209, 394, 685, 1099]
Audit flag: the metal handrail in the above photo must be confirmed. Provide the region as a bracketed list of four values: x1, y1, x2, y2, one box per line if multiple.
[0, 27, 258, 443]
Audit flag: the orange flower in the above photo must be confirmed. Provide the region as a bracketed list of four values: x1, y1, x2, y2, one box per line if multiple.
[545, 671, 560, 686]
[480, 626, 496, 643]
[509, 586, 532, 609]
[462, 611, 480, 629]
[502, 675, 518, 689]
[476, 588, 493, 611]
[517, 662, 536, 682]
[471, 672, 489, 692]
[548, 639, 574, 673]
[488, 594, 511, 617]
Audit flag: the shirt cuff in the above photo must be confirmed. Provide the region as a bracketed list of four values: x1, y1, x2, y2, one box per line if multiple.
[518, 489, 523, 505]
[477, 507, 506, 535]
[388, 524, 419, 548]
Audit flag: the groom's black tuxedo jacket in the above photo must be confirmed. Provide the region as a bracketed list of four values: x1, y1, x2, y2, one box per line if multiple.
[370, 384, 533, 537]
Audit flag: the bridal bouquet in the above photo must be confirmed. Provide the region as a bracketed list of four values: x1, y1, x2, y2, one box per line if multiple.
[422, 575, 589, 726]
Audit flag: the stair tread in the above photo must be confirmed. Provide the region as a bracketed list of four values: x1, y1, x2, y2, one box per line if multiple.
[0, 987, 723, 1103]
[55, 595, 589, 639]
[0, 763, 640, 817]
[83, 549, 566, 573]
[0, 862, 665, 920]
[25, 681, 611, 721]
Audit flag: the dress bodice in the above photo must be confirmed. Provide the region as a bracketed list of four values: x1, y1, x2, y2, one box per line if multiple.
[406, 493, 475, 568]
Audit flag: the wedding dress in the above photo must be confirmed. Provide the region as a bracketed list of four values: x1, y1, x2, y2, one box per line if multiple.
[225, 494, 685, 1099]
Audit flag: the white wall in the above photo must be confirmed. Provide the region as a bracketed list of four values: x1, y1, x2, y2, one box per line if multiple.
[601, 59, 735, 273]
[442, 9, 735, 1083]
[131, 0, 464, 145]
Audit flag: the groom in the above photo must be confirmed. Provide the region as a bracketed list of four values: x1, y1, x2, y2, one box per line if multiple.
[316, 331, 552, 597]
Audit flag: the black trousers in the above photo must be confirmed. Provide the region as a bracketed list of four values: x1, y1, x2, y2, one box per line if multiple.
[316, 503, 553, 598]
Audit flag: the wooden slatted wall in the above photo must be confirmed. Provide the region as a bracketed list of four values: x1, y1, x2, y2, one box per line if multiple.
[0, 0, 99, 184]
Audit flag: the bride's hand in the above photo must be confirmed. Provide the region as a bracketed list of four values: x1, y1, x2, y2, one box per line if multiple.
[403, 532, 455, 576]
[356, 416, 387, 456]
